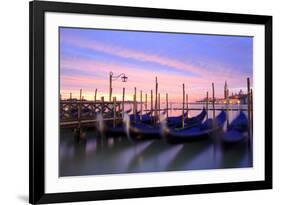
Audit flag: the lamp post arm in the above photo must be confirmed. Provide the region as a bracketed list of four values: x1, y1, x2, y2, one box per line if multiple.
[109, 72, 128, 102]
[111, 73, 126, 80]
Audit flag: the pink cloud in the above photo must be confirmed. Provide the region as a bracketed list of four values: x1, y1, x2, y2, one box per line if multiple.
[61, 35, 248, 81]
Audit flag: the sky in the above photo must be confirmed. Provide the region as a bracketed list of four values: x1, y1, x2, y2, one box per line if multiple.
[60, 27, 253, 103]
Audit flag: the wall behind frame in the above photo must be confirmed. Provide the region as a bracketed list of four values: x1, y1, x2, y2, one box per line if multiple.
[0, 0, 279, 204]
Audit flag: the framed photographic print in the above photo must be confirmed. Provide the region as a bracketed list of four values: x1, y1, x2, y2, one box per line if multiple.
[29, 0, 272, 204]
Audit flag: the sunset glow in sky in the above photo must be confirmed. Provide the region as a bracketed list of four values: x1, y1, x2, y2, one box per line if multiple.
[60, 27, 253, 102]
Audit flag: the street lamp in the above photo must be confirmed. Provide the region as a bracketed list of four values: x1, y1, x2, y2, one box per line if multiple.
[121, 74, 128, 82]
[109, 72, 128, 101]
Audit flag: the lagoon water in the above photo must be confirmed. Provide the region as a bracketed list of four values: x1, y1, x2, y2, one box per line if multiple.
[59, 104, 252, 177]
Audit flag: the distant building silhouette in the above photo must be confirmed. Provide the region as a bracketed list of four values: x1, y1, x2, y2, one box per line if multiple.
[197, 89, 248, 104]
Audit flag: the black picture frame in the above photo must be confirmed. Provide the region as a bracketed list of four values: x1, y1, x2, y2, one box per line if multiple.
[29, 1, 272, 204]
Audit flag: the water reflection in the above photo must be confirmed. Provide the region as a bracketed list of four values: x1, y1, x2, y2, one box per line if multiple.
[60, 131, 252, 177]
[166, 140, 212, 171]
[220, 142, 252, 168]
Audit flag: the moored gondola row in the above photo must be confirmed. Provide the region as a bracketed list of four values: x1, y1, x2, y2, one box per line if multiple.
[73, 108, 250, 149]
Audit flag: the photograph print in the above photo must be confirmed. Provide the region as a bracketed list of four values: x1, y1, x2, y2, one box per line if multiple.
[59, 27, 253, 177]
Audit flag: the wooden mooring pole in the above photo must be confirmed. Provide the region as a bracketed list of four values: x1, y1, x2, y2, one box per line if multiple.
[134, 87, 137, 123]
[224, 80, 229, 127]
[101, 96, 104, 116]
[226, 88, 229, 127]
[155, 77, 158, 123]
[224, 81, 227, 103]
[59, 94, 62, 120]
[109, 72, 112, 102]
[76, 89, 82, 138]
[113, 97, 117, 128]
[145, 93, 147, 111]
[247, 78, 251, 144]
[150, 90, 153, 112]
[151, 90, 153, 123]
[94, 88, 97, 102]
[140, 90, 143, 120]
[182, 83, 185, 128]
[122, 88, 125, 118]
[117, 101, 121, 125]
[212, 83, 215, 119]
[158, 93, 161, 116]
[93, 89, 97, 115]
[206, 91, 209, 119]
[250, 88, 253, 143]
[186, 93, 189, 119]
[166, 93, 169, 119]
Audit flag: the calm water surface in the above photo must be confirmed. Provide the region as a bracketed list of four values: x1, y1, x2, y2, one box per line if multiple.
[59, 104, 252, 177]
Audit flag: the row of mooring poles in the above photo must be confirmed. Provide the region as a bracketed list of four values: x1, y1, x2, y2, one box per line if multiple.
[110, 77, 168, 125]
[66, 85, 149, 138]
[73, 76, 252, 123]
[72, 84, 162, 130]
[69, 80, 196, 133]
[67, 80, 220, 132]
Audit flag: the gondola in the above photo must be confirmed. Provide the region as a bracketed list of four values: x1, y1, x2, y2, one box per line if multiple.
[104, 125, 128, 136]
[166, 108, 206, 128]
[222, 111, 248, 145]
[129, 111, 153, 123]
[104, 111, 153, 137]
[166, 111, 188, 128]
[102, 108, 132, 119]
[67, 107, 91, 118]
[184, 108, 207, 128]
[140, 111, 168, 125]
[129, 123, 162, 140]
[164, 111, 226, 144]
[139, 111, 153, 123]
[227, 111, 248, 132]
[129, 109, 208, 140]
[124, 108, 132, 114]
